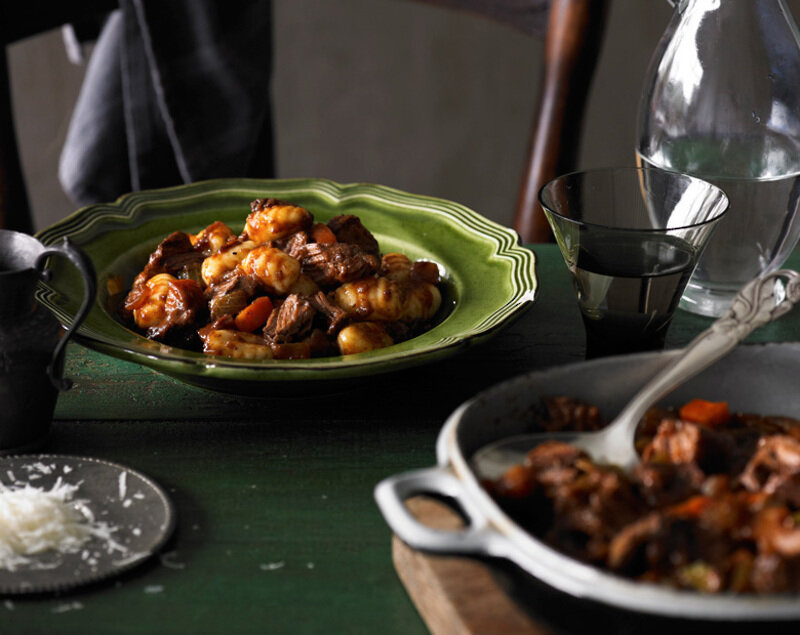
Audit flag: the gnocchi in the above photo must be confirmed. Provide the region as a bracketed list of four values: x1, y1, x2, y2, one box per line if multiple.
[240, 246, 301, 294]
[120, 199, 445, 358]
[244, 198, 313, 242]
[337, 322, 394, 355]
[201, 240, 257, 285]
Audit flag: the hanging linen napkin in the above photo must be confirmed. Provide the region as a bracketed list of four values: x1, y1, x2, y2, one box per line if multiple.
[59, 0, 274, 206]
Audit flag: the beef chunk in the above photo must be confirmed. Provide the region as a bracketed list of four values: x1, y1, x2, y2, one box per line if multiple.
[308, 290, 348, 334]
[206, 270, 259, 300]
[608, 510, 714, 579]
[263, 294, 316, 344]
[251, 197, 283, 212]
[642, 419, 702, 464]
[120, 230, 207, 338]
[268, 341, 312, 359]
[751, 553, 792, 593]
[297, 243, 379, 287]
[327, 214, 380, 256]
[525, 441, 586, 485]
[280, 230, 309, 260]
[142, 278, 206, 342]
[641, 419, 734, 473]
[303, 327, 337, 357]
[549, 466, 644, 560]
[607, 512, 665, 571]
[204, 271, 260, 319]
[135, 231, 203, 284]
[740, 435, 800, 505]
[752, 505, 800, 559]
[634, 461, 705, 507]
[772, 477, 800, 508]
[521, 442, 643, 562]
[540, 396, 605, 432]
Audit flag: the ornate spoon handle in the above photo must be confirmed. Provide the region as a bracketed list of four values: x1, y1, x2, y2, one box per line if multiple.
[605, 269, 800, 467]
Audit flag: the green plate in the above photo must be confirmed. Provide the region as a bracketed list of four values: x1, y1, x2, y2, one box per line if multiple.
[36, 178, 537, 394]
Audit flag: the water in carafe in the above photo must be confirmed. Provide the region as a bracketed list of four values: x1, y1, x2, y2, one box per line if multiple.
[637, 0, 800, 317]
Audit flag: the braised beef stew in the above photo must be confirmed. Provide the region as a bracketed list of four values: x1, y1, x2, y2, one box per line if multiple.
[485, 397, 800, 593]
[118, 199, 444, 359]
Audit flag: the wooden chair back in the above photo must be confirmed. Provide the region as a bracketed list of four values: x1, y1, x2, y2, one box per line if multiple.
[409, 0, 611, 242]
[0, 0, 609, 242]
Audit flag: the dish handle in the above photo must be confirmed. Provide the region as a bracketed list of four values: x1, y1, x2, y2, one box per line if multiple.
[374, 466, 506, 556]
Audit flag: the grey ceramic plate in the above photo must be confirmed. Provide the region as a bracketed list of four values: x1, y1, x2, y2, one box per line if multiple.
[376, 343, 800, 621]
[0, 455, 174, 594]
[35, 178, 537, 394]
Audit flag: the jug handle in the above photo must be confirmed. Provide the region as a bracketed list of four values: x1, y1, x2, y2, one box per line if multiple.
[35, 238, 97, 391]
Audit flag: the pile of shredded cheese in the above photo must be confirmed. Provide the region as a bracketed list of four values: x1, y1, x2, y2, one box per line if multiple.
[0, 477, 121, 572]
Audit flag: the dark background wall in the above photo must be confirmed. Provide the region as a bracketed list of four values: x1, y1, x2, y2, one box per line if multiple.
[10, 0, 776, 231]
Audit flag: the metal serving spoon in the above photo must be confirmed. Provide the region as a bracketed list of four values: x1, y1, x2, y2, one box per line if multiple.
[474, 269, 800, 477]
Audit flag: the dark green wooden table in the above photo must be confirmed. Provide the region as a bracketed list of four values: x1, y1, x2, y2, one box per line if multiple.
[8, 245, 800, 634]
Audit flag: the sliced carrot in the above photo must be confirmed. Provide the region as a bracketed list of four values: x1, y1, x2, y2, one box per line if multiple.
[497, 464, 535, 498]
[311, 223, 337, 244]
[679, 399, 731, 427]
[669, 495, 712, 518]
[234, 296, 274, 332]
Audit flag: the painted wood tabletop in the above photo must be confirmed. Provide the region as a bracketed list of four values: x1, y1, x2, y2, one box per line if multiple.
[8, 244, 800, 634]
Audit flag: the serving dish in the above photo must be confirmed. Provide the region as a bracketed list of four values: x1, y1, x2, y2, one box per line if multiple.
[35, 178, 536, 395]
[375, 343, 800, 621]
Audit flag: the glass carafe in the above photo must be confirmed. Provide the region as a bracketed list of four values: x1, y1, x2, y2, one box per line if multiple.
[637, 0, 800, 317]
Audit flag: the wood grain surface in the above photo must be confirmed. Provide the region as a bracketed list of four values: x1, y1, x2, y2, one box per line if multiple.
[393, 497, 548, 634]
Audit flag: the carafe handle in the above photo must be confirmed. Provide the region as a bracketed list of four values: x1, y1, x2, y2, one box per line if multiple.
[35, 238, 97, 390]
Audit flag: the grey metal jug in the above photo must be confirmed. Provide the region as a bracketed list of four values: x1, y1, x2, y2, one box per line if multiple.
[0, 230, 96, 453]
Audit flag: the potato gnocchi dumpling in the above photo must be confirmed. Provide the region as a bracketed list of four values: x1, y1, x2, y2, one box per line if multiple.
[125, 273, 205, 340]
[400, 282, 442, 322]
[119, 199, 445, 359]
[201, 240, 257, 286]
[192, 220, 236, 255]
[244, 198, 313, 242]
[334, 277, 406, 322]
[200, 328, 274, 360]
[337, 322, 394, 355]
[240, 246, 301, 294]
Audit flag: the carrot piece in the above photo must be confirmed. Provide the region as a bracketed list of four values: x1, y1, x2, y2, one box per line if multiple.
[311, 223, 337, 244]
[496, 464, 535, 499]
[669, 495, 712, 518]
[234, 296, 274, 332]
[679, 399, 731, 426]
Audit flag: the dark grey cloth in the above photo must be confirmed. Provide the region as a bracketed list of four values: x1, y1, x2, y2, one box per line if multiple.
[59, 0, 274, 207]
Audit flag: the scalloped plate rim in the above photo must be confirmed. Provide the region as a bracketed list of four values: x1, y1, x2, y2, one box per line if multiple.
[36, 177, 537, 386]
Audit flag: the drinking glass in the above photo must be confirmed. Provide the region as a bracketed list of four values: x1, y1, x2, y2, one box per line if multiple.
[539, 167, 729, 358]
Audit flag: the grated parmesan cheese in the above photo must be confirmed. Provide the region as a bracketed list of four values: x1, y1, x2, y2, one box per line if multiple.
[0, 479, 123, 571]
[118, 471, 127, 501]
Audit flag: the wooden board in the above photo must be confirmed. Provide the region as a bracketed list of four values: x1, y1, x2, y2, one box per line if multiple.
[392, 497, 550, 635]
[391, 501, 800, 635]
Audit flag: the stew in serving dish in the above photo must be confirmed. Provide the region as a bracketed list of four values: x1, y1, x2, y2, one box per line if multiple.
[485, 396, 800, 593]
[118, 198, 443, 360]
